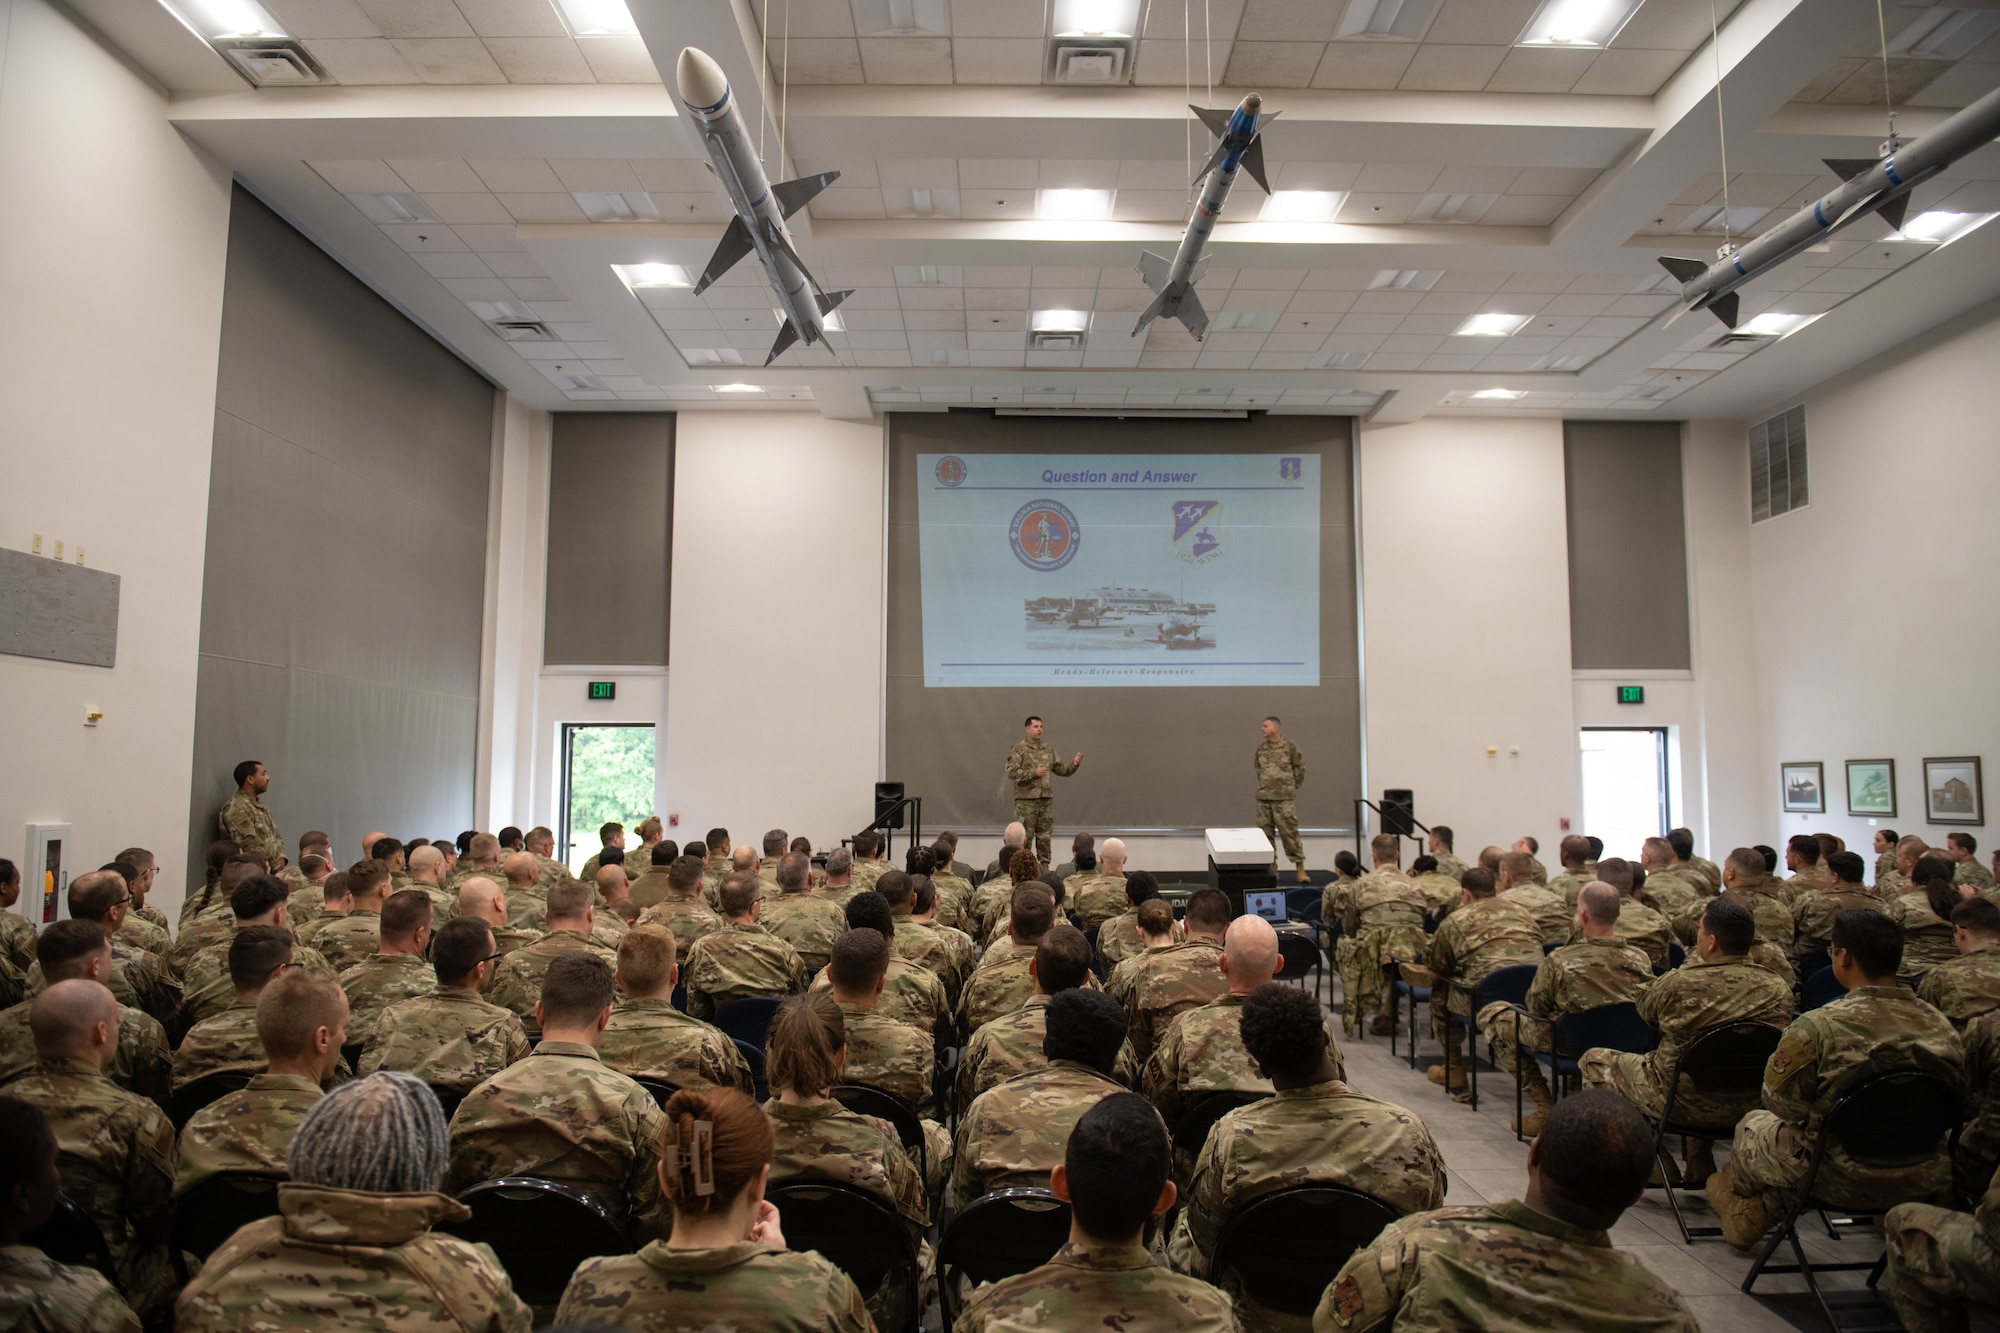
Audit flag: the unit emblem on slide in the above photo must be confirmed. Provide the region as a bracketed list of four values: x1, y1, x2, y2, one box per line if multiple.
[1010, 499, 1081, 571]
[935, 455, 967, 487]
[1280, 456, 1302, 481]
[1170, 499, 1223, 565]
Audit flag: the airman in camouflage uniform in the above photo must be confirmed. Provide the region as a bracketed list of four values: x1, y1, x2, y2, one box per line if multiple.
[26, 939, 181, 1032]
[811, 954, 950, 1037]
[0, 999, 171, 1109]
[1121, 936, 1228, 1068]
[930, 867, 977, 932]
[1006, 720, 1082, 866]
[1548, 865, 1598, 909]
[1411, 866, 1463, 920]
[1884, 1164, 2000, 1333]
[1892, 890, 1960, 978]
[1097, 905, 1172, 973]
[216, 782, 283, 869]
[1916, 933, 2000, 1030]
[557, 1238, 871, 1333]
[1477, 928, 1654, 1130]
[360, 986, 529, 1095]
[959, 1240, 1239, 1333]
[1791, 880, 1881, 967]
[953, 1059, 1124, 1201]
[638, 894, 724, 965]
[1073, 874, 1131, 932]
[890, 916, 963, 1000]
[0, 901, 38, 975]
[834, 999, 941, 1115]
[112, 911, 170, 960]
[1426, 888, 1543, 1093]
[961, 938, 1041, 1032]
[1254, 721, 1308, 879]
[761, 889, 846, 977]
[174, 1072, 322, 1193]
[683, 921, 808, 1021]
[173, 996, 271, 1090]
[180, 938, 334, 1024]
[1338, 863, 1428, 1038]
[505, 927, 619, 1036]
[1953, 839, 1998, 895]
[599, 995, 751, 1092]
[310, 911, 380, 972]
[1637, 864, 1703, 931]
[0, 1244, 141, 1332]
[337, 952, 439, 1050]
[1952, 1008, 1999, 1208]
[767, 1097, 928, 1231]
[958, 991, 1055, 1114]
[445, 1039, 671, 1239]
[1582, 891, 1672, 968]
[1143, 991, 1345, 1132]
[1427, 831, 1468, 884]
[175, 1181, 531, 1333]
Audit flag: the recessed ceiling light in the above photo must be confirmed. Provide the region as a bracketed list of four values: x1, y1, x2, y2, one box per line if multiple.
[1898, 210, 1997, 245]
[614, 262, 693, 289]
[1370, 269, 1442, 290]
[1030, 309, 1091, 332]
[1335, 0, 1447, 42]
[1454, 313, 1531, 337]
[1697, 205, 1770, 233]
[1472, 387, 1526, 400]
[1313, 349, 1372, 369]
[553, 0, 638, 37]
[347, 192, 439, 224]
[1739, 312, 1821, 337]
[1211, 311, 1278, 332]
[678, 348, 744, 365]
[711, 383, 763, 393]
[575, 192, 660, 223]
[1888, 7, 2000, 59]
[1259, 191, 1344, 222]
[158, 0, 288, 39]
[1036, 189, 1113, 221]
[1515, 0, 1644, 48]
[1052, 0, 1143, 37]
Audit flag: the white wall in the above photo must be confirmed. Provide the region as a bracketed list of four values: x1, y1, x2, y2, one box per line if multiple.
[0, 0, 231, 920]
[1746, 297, 2000, 854]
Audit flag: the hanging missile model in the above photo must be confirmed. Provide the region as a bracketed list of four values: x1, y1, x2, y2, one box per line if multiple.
[675, 46, 849, 365]
[1132, 94, 1278, 341]
[1661, 82, 2000, 329]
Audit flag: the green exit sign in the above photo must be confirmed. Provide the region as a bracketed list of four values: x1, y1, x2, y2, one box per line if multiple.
[1617, 685, 1644, 705]
[588, 681, 616, 701]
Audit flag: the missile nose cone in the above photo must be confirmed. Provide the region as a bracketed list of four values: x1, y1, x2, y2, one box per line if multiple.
[677, 46, 729, 110]
[1242, 93, 1262, 113]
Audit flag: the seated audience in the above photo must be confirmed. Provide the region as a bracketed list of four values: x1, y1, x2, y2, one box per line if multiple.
[637, 853, 727, 963]
[759, 852, 845, 976]
[1108, 899, 1181, 1005]
[1894, 854, 1968, 978]
[502, 877, 619, 1036]
[1917, 897, 2000, 1029]
[1409, 854, 1464, 920]
[175, 1071, 530, 1332]
[814, 892, 949, 1037]
[1791, 850, 1880, 965]
[960, 924, 1092, 1113]
[313, 860, 388, 970]
[962, 884, 1062, 1033]
[1499, 850, 1571, 946]
[1096, 869, 1171, 973]
[0, 920, 170, 1108]
[179, 873, 333, 1022]
[880, 870, 965, 1000]
[1121, 887, 1232, 1067]
[447, 951, 669, 1237]
[628, 840, 678, 908]
[909, 875, 976, 990]
[1885, 1161, 2000, 1333]
[958, 1092, 1235, 1333]
[173, 926, 296, 1090]
[30, 871, 180, 1029]
[0, 1096, 141, 1333]
[177, 968, 347, 1194]
[1072, 837, 1131, 931]
[361, 916, 529, 1096]
[555, 1086, 871, 1331]
[499, 851, 549, 934]
[600, 924, 751, 1092]
[682, 872, 809, 1020]
[1317, 1091, 1697, 1331]
[1581, 858, 1673, 967]
[1339, 835, 1428, 1039]
[1425, 867, 1542, 1099]
[1548, 834, 1599, 907]
[336, 888, 437, 1050]
[824, 927, 939, 1114]
[954, 988, 1127, 1201]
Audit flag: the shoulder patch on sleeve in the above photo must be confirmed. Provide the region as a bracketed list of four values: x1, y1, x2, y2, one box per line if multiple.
[1331, 1274, 1365, 1325]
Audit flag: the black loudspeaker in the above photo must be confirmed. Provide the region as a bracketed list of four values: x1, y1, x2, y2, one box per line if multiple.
[874, 782, 906, 829]
[1381, 789, 1416, 836]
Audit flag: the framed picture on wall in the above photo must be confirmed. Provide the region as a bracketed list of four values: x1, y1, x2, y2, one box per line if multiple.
[1845, 759, 1896, 817]
[1781, 761, 1825, 814]
[1924, 757, 1984, 826]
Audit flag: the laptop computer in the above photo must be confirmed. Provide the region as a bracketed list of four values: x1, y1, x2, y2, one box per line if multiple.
[1245, 889, 1286, 922]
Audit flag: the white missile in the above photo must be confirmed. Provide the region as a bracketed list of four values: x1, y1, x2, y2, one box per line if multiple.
[675, 46, 849, 365]
[1662, 82, 2000, 328]
[1132, 94, 1277, 340]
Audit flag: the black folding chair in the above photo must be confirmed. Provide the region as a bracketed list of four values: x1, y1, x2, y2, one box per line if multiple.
[1795, 947, 1832, 985]
[173, 1171, 283, 1261]
[1276, 932, 1324, 1001]
[1799, 966, 1844, 1011]
[1514, 1001, 1656, 1141]
[444, 1177, 635, 1308]
[1172, 1090, 1268, 1165]
[1442, 963, 1538, 1110]
[1741, 1070, 1961, 1332]
[1386, 961, 1431, 1065]
[633, 1077, 679, 1110]
[1284, 888, 1327, 956]
[833, 1082, 928, 1181]
[670, 981, 687, 1012]
[23, 1193, 111, 1273]
[767, 1179, 922, 1333]
[712, 994, 786, 1048]
[734, 1038, 769, 1101]
[170, 1069, 255, 1130]
[938, 1188, 1072, 1329]
[1211, 1185, 1399, 1314]
[1644, 1022, 1784, 1243]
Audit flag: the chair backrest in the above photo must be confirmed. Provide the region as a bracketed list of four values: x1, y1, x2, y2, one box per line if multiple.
[832, 1083, 925, 1155]
[670, 981, 687, 1012]
[170, 1069, 256, 1130]
[1666, 941, 1687, 970]
[634, 1077, 679, 1109]
[1213, 1185, 1400, 1316]
[1795, 947, 1831, 984]
[1551, 1002, 1655, 1057]
[1799, 966, 1844, 1011]
[1822, 1070, 1961, 1169]
[1285, 888, 1322, 922]
[1172, 1090, 1267, 1163]
[734, 1038, 769, 1101]
[713, 994, 786, 1048]
[172, 1171, 283, 1261]
[1276, 933, 1322, 983]
[427, 1084, 465, 1122]
[1670, 1022, 1784, 1102]
[1469, 963, 1539, 1011]
[443, 1177, 634, 1307]
[938, 1189, 1071, 1327]
[766, 1179, 919, 1314]
[22, 1193, 111, 1273]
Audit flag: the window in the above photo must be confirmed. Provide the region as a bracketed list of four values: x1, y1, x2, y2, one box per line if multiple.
[1580, 728, 1669, 858]
[1749, 404, 1808, 522]
[559, 723, 657, 873]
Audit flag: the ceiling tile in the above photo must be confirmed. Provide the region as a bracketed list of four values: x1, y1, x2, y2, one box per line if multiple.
[309, 158, 407, 192]
[771, 38, 866, 83]
[1236, 0, 1336, 43]
[811, 188, 889, 218]
[411, 251, 492, 278]
[305, 39, 423, 83]
[385, 158, 486, 191]
[1274, 161, 1362, 190]
[629, 159, 713, 191]
[771, 0, 861, 38]
[548, 158, 643, 191]
[380, 221, 468, 251]
[449, 223, 524, 249]
[471, 158, 566, 191]
[576, 36, 658, 83]
[454, 0, 567, 38]
[1354, 163, 1441, 193]
[1484, 46, 1593, 93]
[1310, 41, 1416, 89]
[392, 38, 507, 83]
[354, 0, 470, 39]
[881, 158, 960, 187]
[263, 0, 380, 39]
[1399, 43, 1509, 91]
[1039, 159, 1120, 188]
[1571, 46, 1685, 96]
[1612, 0, 1745, 51]
[479, 252, 547, 278]
[421, 192, 514, 223]
[952, 38, 1042, 83]
[950, 0, 1048, 38]
[1426, 0, 1537, 45]
[1223, 41, 1325, 87]
[859, 36, 955, 83]
[494, 191, 588, 221]
[484, 37, 594, 82]
[1113, 190, 1189, 220]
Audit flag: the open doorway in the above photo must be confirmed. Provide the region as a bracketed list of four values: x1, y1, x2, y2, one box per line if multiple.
[1579, 727, 1669, 863]
[559, 723, 657, 873]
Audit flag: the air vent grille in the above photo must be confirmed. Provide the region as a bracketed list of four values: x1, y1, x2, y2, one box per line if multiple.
[1028, 330, 1086, 351]
[1050, 37, 1134, 83]
[493, 320, 556, 342]
[1749, 404, 1808, 522]
[214, 38, 326, 86]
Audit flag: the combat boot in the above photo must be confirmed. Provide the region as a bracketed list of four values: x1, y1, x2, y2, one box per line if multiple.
[1295, 868, 1311, 884]
[1681, 1138, 1717, 1189]
[1511, 1079, 1554, 1137]
[1426, 1062, 1468, 1093]
[1704, 1162, 1774, 1250]
[1369, 1010, 1396, 1037]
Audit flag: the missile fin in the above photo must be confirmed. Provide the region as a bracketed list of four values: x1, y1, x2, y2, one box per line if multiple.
[1710, 292, 1740, 330]
[816, 289, 852, 316]
[1664, 301, 1693, 330]
[1240, 136, 1271, 194]
[1823, 157, 1878, 183]
[759, 217, 830, 302]
[1178, 287, 1210, 341]
[1193, 139, 1228, 184]
[1188, 253, 1211, 287]
[1190, 105, 1232, 139]
[694, 214, 754, 294]
[1138, 250, 1173, 295]
[1132, 289, 1172, 336]
[1657, 256, 1709, 284]
[1876, 193, 1911, 234]
[772, 170, 842, 219]
[766, 317, 801, 365]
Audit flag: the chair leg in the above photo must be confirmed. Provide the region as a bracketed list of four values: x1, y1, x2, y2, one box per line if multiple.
[1741, 1195, 1800, 1294]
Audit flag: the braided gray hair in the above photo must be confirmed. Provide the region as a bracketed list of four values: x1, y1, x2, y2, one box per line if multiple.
[286, 1070, 448, 1194]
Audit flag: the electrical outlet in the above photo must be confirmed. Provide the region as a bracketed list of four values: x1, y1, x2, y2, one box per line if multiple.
[53, 540, 63, 561]
[32, 533, 42, 555]
[75, 547, 85, 566]
[84, 706, 103, 727]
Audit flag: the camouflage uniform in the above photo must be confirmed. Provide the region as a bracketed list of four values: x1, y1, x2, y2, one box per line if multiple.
[27, 940, 181, 1031]
[175, 1072, 321, 1194]
[968, 884, 1018, 944]
[0, 998, 172, 1109]
[1915, 945, 2000, 1030]
[1891, 892, 1960, 977]
[1719, 985, 1963, 1220]
[1475, 937, 1654, 1105]
[1790, 884, 1881, 966]
[1255, 736, 1308, 870]
[958, 1241, 1238, 1333]
[1320, 875, 1360, 935]
[114, 913, 170, 959]
[626, 868, 673, 908]
[922, 921, 978, 1002]
[891, 917, 964, 999]
[7, 1057, 175, 1319]
[0, 910, 39, 973]
[1580, 952, 1793, 1123]
[1314, 1198, 1698, 1333]
[1431, 850, 1469, 882]
[181, 939, 334, 1024]
[758, 892, 846, 976]
[1073, 874, 1130, 931]
[446, 1040, 670, 1238]
[557, 1240, 871, 1333]
[1878, 866, 1911, 902]
[1428, 899, 1544, 1066]
[1411, 872, 1462, 920]
[636, 893, 725, 964]
[1637, 869, 1703, 935]
[505, 928, 620, 1036]
[930, 871, 976, 932]
[1006, 738, 1079, 865]
[491, 924, 540, 956]
[216, 792, 283, 867]
[810, 955, 950, 1037]
[1170, 1080, 1446, 1303]
[1705, 877, 1796, 958]
[1954, 1009, 1999, 1207]
[1500, 884, 1571, 946]
[502, 888, 547, 934]
[283, 882, 325, 931]
[175, 1182, 530, 1332]
[1144, 992, 1345, 1131]
[1956, 856, 1999, 895]
[0, 1245, 140, 1333]
[957, 992, 1053, 1114]
[337, 952, 440, 1050]
[599, 996, 749, 1092]
[961, 943, 1039, 1033]
[682, 921, 808, 1021]
[1121, 938, 1228, 1068]
[173, 997, 268, 1090]
[1096, 909, 1151, 973]
[1337, 871, 1428, 1037]
[360, 986, 529, 1094]
[1548, 869, 1593, 909]
[953, 1059, 1124, 1201]
[309, 912, 381, 972]
[1885, 1164, 2000, 1333]
[1574, 896, 1673, 969]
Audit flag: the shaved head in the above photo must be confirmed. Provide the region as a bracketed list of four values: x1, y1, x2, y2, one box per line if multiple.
[595, 864, 629, 899]
[1222, 915, 1281, 992]
[30, 979, 118, 1063]
[731, 845, 758, 872]
[1003, 821, 1026, 848]
[1578, 881, 1622, 927]
[408, 845, 445, 879]
[361, 832, 387, 862]
[456, 876, 505, 924]
[502, 852, 539, 887]
[1100, 838, 1127, 873]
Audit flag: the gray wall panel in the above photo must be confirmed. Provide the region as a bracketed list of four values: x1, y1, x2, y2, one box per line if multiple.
[1564, 420, 1692, 671]
[544, 413, 672, 666]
